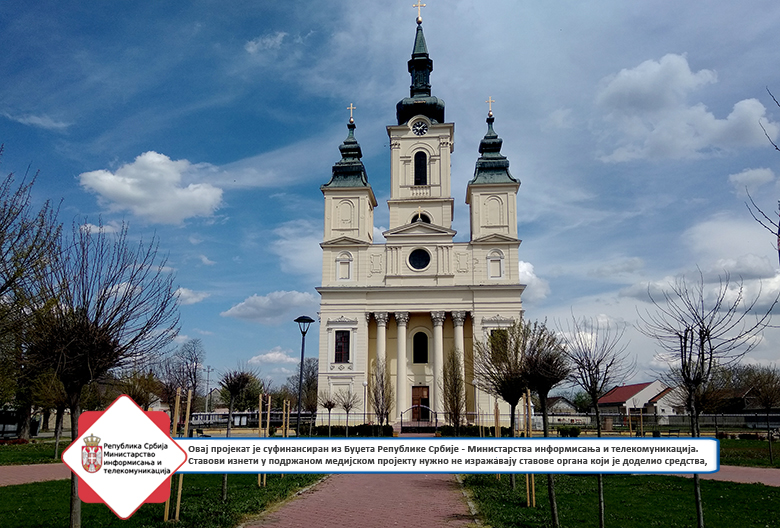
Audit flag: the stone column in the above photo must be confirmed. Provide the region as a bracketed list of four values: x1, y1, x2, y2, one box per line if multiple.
[452, 311, 467, 385]
[431, 311, 446, 413]
[374, 312, 389, 367]
[394, 312, 409, 420]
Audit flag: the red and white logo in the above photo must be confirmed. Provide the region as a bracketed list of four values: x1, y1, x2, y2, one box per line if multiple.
[81, 434, 102, 473]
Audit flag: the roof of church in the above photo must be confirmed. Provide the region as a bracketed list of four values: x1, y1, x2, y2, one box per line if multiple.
[468, 113, 518, 185]
[396, 20, 445, 125]
[321, 119, 371, 189]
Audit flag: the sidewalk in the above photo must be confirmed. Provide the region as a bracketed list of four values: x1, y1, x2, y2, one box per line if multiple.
[0, 463, 71, 487]
[241, 473, 477, 528]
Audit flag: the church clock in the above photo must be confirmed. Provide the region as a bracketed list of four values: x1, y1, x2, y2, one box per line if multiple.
[412, 120, 428, 136]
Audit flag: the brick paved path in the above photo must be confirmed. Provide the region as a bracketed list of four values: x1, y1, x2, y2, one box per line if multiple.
[242, 473, 477, 528]
[0, 463, 71, 487]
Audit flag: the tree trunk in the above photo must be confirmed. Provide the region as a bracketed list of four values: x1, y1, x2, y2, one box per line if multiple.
[540, 394, 560, 528]
[693, 473, 704, 528]
[690, 402, 704, 528]
[54, 405, 65, 459]
[69, 395, 81, 528]
[17, 402, 32, 440]
[594, 401, 605, 528]
[510, 403, 516, 491]
[768, 412, 774, 464]
[222, 397, 234, 501]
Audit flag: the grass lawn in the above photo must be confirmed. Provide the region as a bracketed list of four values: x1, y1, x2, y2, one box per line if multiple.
[718, 438, 780, 468]
[0, 473, 323, 528]
[463, 473, 780, 528]
[0, 439, 69, 465]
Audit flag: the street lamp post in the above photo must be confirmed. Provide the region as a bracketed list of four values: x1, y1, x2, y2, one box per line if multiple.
[294, 315, 315, 436]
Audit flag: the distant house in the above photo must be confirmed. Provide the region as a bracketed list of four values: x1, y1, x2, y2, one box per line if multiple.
[598, 381, 668, 416]
[644, 387, 685, 424]
[547, 397, 577, 414]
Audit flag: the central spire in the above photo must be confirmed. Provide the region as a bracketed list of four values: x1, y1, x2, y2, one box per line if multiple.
[395, 14, 445, 125]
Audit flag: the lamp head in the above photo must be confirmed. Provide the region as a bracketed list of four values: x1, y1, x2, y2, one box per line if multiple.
[294, 315, 315, 335]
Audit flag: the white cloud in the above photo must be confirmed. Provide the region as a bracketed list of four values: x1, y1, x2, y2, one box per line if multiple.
[518, 261, 550, 303]
[79, 151, 223, 224]
[598, 54, 716, 114]
[248, 346, 298, 365]
[373, 226, 387, 243]
[80, 220, 122, 234]
[680, 213, 771, 265]
[597, 54, 779, 161]
[245, 32, 287, 54]
[270, 220, 323, 280]
[544, 108, 574, 130]
[199, 254, 216, 266]
[589, 257, 644, 278]
[728, 168, 775, 196]
[221, 290, 319, 325]
[2, 112, 70, 131]
[176, 287, 210, 305]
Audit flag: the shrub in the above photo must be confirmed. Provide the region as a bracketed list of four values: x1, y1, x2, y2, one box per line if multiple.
[558, 426, 581, 437]
[0, 438, 29, 445]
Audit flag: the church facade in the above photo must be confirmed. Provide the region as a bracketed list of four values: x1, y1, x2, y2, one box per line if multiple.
[316, 17, 525, 423]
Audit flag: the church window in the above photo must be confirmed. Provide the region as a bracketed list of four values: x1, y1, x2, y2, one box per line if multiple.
[412, 211, 431, 223]
[487, 250, 504, 279]
[408, 248, 431, 271]
[413, 332, 428, 363]
[337, 200, 354, 227]
[489, 329, 509, 359]
[336, 252, 353, 281]
[334, 330, 350, 363]
[485, 196, 503, 226]
[414, 151, 427, 185]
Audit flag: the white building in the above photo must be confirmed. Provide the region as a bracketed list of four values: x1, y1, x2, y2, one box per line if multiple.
[316, 16, 525, 424]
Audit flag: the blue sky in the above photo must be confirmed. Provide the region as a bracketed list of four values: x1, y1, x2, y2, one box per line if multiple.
[3, 1, 780, 388]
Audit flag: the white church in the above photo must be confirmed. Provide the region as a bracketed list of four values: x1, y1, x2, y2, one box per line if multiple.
[316, 13, 525, 424]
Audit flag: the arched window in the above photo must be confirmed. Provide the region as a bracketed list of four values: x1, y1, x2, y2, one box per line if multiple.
[413, 331, 428, 363]
[414, 151, 427, 186]
[487, 249, 504, 279]
[336, 252, 353, 281]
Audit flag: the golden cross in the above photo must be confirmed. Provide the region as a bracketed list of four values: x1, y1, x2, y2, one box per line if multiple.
[415, 205, 424, 221]
[413, 1, 426, 22]
[347, 103, 356, 123]
[486, 96, 495, 116]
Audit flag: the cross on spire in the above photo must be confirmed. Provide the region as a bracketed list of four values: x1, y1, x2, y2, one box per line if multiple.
[347, 103, 356, 123]
[413, 1, 426, 23]
[415, 205, 425, 221]
[486, 96, 495, 117]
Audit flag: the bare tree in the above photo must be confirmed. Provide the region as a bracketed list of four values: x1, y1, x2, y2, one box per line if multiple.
[285, 357, 318, 434]
[369, 358, 395, 429]
[743, 364, 780, 463]
[522, 322, 570, 528]
[561, 314, 634, 528]
[26, 220, 179, 528]
[473, 322, 530, 439]
[0, 150, 60, 439]
[335, 388, 360, 436]
[318, 391, 337, 436]
[118, 369, 159, 411]
[219, 367, 260, 501]
[175, 338, 206, 411]
[638, 272, 776, 528]
[441, 350, 466, 436]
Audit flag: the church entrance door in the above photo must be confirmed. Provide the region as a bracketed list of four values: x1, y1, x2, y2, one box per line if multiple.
[411, 386, 430, 422]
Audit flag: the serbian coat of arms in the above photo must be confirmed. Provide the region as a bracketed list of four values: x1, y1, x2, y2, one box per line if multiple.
[81, 433, 102, 473]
